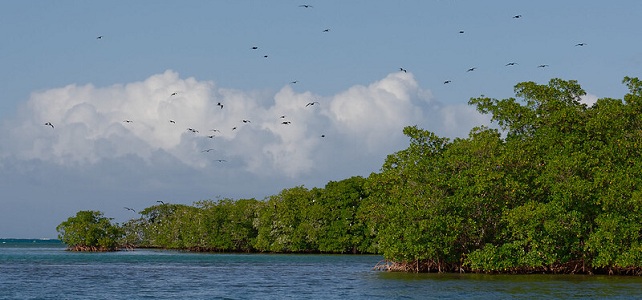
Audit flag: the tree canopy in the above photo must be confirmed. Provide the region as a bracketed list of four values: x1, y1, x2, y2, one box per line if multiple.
[56, 210, 121, 251]
[58, 77, 642, 274]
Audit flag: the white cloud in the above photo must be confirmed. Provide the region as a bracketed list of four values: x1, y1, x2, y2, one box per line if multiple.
[0, 70, 495, 238]
[327, 72, 428, 151]
[580, 93, 599, 107]
[3, 70, 484, 178]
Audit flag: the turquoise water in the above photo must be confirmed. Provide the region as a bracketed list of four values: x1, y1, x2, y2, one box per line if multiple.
[1, 239, 642, 299]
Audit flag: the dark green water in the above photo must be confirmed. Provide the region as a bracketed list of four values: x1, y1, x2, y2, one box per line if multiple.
[1, 239, 641, 299]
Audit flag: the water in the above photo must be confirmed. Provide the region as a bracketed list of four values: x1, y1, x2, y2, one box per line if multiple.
[2, 239, 642, 299]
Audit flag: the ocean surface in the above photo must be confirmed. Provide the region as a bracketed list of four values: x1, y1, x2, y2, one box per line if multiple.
[2, 239, 642, 299]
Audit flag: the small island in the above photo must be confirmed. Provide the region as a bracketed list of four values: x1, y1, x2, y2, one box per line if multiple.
[58, 77, 642, 275]
[56, 211, 121, 252]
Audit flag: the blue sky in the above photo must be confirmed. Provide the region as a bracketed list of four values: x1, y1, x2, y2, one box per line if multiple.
[1, 1, 641, 238]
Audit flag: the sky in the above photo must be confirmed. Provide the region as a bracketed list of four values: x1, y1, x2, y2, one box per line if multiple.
[1, 1, 641, 238]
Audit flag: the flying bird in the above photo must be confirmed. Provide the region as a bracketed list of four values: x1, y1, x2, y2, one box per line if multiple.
[321, 134, 326, 138]
[263, 55, 269, 58]
[96, 35, 103, 39]
[282, 121, 291, 125]
[232, 127, 237, 131]
[323, 29, 330, 32]
[157, 200, 165, 205]
[215, 159, 227, 163]
[299, 4, 313, 8]
[443, 80, 452, 84]
[459, 30, 465, 34]
[251, 46, 258, 50]
[467, 67, 477, 72]
[538, 64, 549, 68]
[242, 119, 251, 123]
[513, 14, 522, 19]
[44, 122, 54, 128]
[123, 120, 133, 123]
[217, 102, 224, 109]
[124, 207, 136, 213]
[169, 120, 176, 124]
[306, 101, 320, 107]
[170, 92, 179, 96]
[505, 62, 518, 66]
[202, 148, 215, 153]
[290, 80, 299, 84]
[187, 128, 199, 133]
[280, 115, 286, 119]
[207, 135, 215, 139]
[210, 129, 221, 133]
[575, 43, 587, 46]
[399, 67, 407, 73]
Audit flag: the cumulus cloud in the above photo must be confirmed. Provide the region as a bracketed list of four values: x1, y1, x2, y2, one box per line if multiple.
[327, 72, 428, 151]
[1, 70, 486, 179]
[0, 70, 494, 238]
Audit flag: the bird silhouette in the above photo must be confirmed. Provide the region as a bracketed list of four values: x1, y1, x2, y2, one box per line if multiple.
[124, 207, 136, 213]
[170, 92, 178, 96]
[207, 135, 215, 139]
[575, 43, 587, 47]
[459, 30, 465, 34]
[263, 55, 269, 58]
[537, 64, 549, 68]
[232, 127, 237, 131]
[290, 80, 299, 84]
[505, 62, 518, 66]
[123, 120, 133, 123]
[399, 67, 407, 73]
[443, 80, 452, 84]
[44, 122, 54, 128]
[187, 128, 199, 133]
[513, 14, 522, 19]
[169, 120, 176, 124]
[251, 46, 258, 50]
[323, 29, 330, 32]
[242, 119, 251, 123]
[321, 134, 326, 138]
[299, 4, 313, 8]
[467, 67, 477, 72]
[282, 121, 291, 125]
[96, 35, 103, 39]
[210, 129, 221, 133]
[202, 148, 215, 153]
[215, 159, 227, 163]
[306, 101, 320, 107]
[217, 102, 224, 109]
[157, 200, 165, 204]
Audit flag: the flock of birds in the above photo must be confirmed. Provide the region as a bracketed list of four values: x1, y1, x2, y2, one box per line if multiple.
[437, 13, 588, 86]
[27, 3, 608, 218]
[42, 6, 591, 161]
[40, 5, 597, 215]
[42, 84, 327, 163]
[43, 4, 351, 165]
[41, 5, 592, 147]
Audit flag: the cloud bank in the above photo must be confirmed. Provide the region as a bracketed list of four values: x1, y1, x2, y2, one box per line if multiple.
[2, 70, 487, 176]
[0, 70, 490, 237]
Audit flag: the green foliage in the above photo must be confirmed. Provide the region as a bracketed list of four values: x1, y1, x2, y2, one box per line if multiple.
[317, 177, 370, 253]
[255, 186, 317, 252]
[56, 210, 121, 251]
[62, 76, 642, 273]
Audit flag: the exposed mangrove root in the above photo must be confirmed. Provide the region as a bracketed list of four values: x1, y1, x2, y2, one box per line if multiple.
[374, 258, 642, 275]
[67, 245, 117, 252]
[373, 260, 463, 273]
